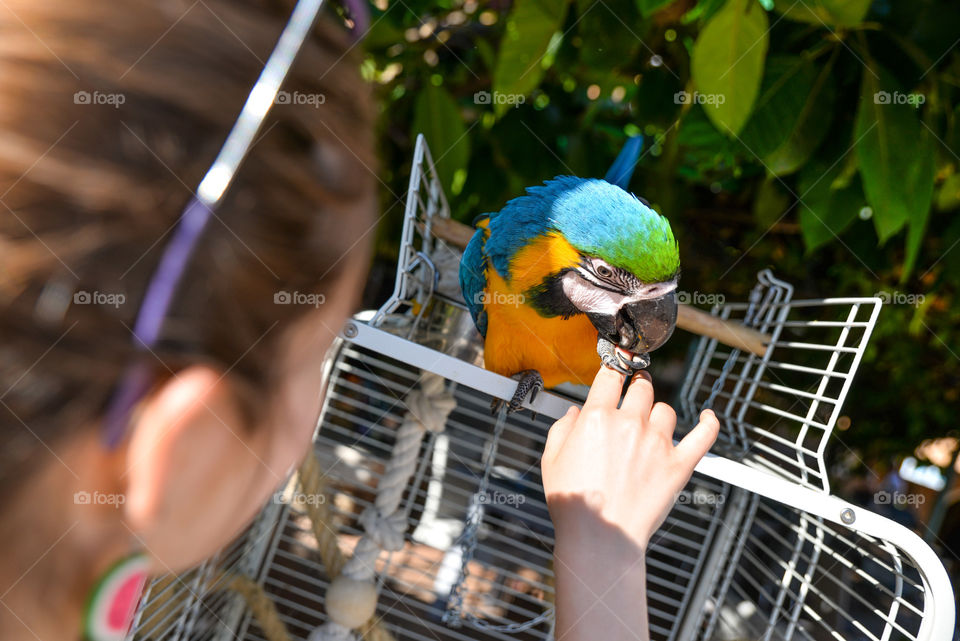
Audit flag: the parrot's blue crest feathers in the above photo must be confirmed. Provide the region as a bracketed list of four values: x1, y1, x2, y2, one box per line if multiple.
[478, 176, 678, 283]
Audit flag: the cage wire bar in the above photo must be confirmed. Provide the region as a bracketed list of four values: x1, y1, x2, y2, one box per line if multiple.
[129, 135, 954, 641]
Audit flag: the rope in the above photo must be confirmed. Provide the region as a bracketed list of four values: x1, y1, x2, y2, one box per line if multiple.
[219, 573, 292, 641]
[310, 371, 456, 641]
[298, 451, 347, 577]
[297, 452, 399, 641]
[211, 442, 407, 641]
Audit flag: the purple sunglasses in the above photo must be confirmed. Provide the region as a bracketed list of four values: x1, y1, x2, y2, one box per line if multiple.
[103, 0, 368, 447]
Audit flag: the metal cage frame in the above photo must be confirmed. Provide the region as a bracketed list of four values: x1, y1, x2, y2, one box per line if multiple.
[129, 135, 955, 641]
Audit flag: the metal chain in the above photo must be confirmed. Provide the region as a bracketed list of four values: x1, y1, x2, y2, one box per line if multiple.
[442, 404, 553, 633]
[459, 607, 556, 633]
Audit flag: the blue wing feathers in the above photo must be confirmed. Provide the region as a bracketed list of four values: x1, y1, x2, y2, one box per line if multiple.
[604, 136, 643, 189]
[459, 222, 489, 337]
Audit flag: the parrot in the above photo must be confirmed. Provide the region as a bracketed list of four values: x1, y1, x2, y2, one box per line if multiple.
[459, 137, 680, 412]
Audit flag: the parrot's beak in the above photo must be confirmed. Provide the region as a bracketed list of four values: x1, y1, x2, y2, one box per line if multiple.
[588, 291, 678, 360]
[616, 291, 678, 354]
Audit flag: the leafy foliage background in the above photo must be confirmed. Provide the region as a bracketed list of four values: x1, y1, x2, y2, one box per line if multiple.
[359, 0, 959, 464]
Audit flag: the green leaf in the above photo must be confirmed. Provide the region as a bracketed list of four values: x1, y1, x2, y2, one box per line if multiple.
[901, 130, 936, 282]
[740, 57, 812, 155]
[797, 157, 865, 252]
[364, 17, 406, 50]
[829, 149, 858, 190]
[412, 84, 470, 196]
[740, 56, 835, 175]
[772, 0, 872, 27]
[637, 0, 674, 17]
[854, 65, 936, 243]
[475, 38, 496, 72]
[492, 0, 570, 118]
[675, 106, 743, 181]
[682, 0, 727, 23]
[753, 176, 790, 228]
[691, 0, 769, 136]
[935, 172, 960, 212]
[769, 61, 835, 175]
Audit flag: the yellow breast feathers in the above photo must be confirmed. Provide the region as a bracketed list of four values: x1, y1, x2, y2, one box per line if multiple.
[481, 233, 599, 387]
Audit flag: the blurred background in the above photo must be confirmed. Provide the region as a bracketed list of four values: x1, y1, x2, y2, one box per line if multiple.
[347, 0, 959, 597]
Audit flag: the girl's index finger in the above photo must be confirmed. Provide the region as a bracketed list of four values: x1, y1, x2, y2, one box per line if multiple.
[583, 365, 626, 411]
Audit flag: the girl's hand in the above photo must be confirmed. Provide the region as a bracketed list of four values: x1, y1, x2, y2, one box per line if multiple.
[541, 366, 719, 641]
[542, 365, 720, 552]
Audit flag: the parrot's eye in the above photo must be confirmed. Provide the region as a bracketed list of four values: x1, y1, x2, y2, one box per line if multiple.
[596, 265, 614, 278]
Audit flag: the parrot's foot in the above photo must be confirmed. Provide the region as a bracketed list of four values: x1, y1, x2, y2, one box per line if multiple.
[490, 370, 544, 417]
[597, 337, 650, 376]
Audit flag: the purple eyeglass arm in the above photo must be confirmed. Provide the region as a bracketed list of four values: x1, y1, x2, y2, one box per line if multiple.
[103, 198, 213, 447]
[342, 0, 370, 37]
[101, 0, 330, 447]
[101, 0, 341, 447]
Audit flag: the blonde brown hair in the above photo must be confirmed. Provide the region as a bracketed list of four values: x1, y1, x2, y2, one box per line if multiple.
[0, 0, 375, 495]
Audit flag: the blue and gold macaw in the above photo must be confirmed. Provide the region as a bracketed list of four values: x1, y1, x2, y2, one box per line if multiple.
[459, 138, 680, 411]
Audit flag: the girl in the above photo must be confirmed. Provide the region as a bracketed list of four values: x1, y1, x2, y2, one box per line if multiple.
[0, 1, 718, 639]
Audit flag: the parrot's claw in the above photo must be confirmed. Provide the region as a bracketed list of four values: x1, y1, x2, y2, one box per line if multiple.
[490, 370, 544, 418]
[597, 337, 650, 376]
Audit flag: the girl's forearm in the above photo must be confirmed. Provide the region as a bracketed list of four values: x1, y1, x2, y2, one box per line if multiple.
[553, 535, 650, 641]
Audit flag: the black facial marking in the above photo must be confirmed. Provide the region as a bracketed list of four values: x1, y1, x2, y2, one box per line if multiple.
[525, 271, 581, 319]
[586, 311, 617, 343]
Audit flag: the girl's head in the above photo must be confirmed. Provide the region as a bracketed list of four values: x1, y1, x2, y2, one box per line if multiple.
[0, 0, 374, 627]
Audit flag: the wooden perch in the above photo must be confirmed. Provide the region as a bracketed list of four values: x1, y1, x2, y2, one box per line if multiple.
[419, 217, 771, 357]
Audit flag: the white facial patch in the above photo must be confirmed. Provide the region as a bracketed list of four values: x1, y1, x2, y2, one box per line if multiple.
[561, 271, 676, 315]
[562, 271, 626, 315]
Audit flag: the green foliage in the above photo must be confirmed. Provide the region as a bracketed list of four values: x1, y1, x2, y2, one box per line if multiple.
[364, 0, 960, 460]
[411, 83, 470, 195]
[741, 56, 835, 175]
[854, 65, 935, 245]
[636, 0, 673, 18]
[796, 152, 864, 251]
[493, 0, 569, 118]
[773, 0, 872, 28]
[691, 0, 768, 136]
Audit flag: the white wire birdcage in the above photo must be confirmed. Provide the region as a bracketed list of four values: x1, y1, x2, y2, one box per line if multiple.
[128, 135, 955, 641]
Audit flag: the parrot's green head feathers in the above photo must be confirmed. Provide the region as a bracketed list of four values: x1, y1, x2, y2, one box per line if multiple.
[547, 177, 679, 283]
